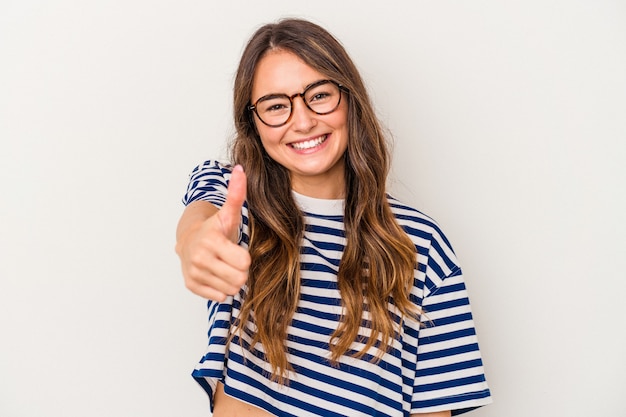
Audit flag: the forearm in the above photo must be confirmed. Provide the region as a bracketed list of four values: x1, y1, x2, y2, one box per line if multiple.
[411, 411, 451, 417]
[175, 200, 218, 250]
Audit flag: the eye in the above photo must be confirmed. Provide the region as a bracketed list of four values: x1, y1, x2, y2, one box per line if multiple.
[266, 103, 288, 112]
[259, 98, 290, 114]
[310, 92, 330, 102]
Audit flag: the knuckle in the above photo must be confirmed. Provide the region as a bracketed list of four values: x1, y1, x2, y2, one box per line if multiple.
[189, 252, 208, 268]
[232, 272, 248, 288]
[184, 277, 198, 292]
[186, 264, 202, 280]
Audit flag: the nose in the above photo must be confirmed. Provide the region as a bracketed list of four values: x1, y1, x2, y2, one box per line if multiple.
[290, 96, 316, 132]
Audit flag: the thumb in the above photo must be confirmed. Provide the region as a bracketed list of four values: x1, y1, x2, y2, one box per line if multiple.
[218, 164, 247, 241]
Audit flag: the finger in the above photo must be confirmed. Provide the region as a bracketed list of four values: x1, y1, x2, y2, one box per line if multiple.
[187, 238, 250, 288]
[216, 243, 251, 273]
[218, 165, 247, 241]
[184, 281, 229, 302]
[185, 256, 248, 297]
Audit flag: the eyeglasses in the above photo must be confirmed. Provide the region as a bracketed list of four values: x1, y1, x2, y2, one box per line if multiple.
[248, 79, 344, 128]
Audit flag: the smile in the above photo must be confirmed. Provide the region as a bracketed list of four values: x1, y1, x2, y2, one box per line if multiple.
[290, 135, 328, 150]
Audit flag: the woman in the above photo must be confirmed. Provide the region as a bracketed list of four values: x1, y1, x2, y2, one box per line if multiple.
[176, 18, 491, 417]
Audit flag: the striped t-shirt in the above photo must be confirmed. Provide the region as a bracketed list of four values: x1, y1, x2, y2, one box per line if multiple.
[183, 160, 492, 416]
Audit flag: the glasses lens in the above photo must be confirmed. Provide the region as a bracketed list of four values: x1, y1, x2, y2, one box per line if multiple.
[256, 95, 292, 126]
[304, 81, 341, 115]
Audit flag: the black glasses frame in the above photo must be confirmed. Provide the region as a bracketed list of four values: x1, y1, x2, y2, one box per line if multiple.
[247, 79, 345, 128]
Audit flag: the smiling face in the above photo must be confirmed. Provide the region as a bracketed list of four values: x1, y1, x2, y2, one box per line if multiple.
[251, 50, 349, 199]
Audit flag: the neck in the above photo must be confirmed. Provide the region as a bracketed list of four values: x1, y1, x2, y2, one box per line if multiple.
[291, 177, 345, 199]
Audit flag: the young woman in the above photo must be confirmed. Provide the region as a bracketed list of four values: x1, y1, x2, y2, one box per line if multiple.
[176, 18, 491, 417]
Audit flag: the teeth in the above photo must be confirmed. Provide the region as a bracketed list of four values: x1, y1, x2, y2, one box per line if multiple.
[291, 135, 327, 150]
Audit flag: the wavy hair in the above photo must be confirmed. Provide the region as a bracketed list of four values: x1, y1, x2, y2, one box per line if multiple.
[230, 18, 418, 384]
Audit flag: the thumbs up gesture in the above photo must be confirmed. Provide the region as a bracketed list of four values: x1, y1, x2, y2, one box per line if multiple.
[175, 165, 251, 301]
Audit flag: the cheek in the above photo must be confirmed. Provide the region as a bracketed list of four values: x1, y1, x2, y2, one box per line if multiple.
[332, 102, 349, 130]
[331, 112, 349, 138]
[257, 126, 285, 149]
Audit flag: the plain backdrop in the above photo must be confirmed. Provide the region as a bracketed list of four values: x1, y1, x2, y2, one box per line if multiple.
[1, 1, 625, 416]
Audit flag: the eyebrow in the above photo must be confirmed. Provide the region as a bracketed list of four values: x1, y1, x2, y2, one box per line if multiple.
[253, 79, 329, 103]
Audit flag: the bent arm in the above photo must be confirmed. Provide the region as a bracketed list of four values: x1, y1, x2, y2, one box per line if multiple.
[175, 200, 218, 247]
[175, 164, 250, 300]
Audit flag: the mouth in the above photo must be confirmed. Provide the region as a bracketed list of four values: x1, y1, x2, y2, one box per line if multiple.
[289, 134, 328, 150]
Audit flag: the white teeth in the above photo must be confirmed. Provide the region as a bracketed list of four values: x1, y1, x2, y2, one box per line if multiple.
[291, 135, 327, 150]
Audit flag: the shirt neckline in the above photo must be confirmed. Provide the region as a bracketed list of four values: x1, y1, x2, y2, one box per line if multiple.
[292, 190, 344, 216]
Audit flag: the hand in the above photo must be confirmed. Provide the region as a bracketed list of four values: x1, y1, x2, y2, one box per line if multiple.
[176, 165, 251, 301]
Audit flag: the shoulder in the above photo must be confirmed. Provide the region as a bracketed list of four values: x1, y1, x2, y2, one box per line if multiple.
[189, 160, 234, 181]
[183, 160, 235, 207]
[387, 195, 451, 245]
[387, 195, 460, 279]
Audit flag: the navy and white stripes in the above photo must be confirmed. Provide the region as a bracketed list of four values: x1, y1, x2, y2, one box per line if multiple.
[183, 160, 491, 416]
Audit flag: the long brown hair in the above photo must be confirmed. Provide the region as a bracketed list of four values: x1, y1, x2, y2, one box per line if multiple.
[231, 18, 418, 384]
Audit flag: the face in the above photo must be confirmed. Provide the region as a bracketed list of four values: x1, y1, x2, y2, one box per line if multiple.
[251, 50, 349, 199]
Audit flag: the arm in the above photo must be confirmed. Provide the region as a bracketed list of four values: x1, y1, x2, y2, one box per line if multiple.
[176, 200, 217, 243]
[175, 165, 250, 301]
[411, 412, 451, 417]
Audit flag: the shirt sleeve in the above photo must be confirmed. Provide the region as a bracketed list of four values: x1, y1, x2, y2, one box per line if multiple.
[182, 160, 233, 208]
[412, 226, 492, 415]
[181, 160, 247, 245]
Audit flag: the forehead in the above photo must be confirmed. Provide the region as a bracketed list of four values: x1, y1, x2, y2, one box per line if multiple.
[251, 50, 326, 100]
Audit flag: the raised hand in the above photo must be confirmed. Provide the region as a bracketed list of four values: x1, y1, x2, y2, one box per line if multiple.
[175, 165, 251, 301]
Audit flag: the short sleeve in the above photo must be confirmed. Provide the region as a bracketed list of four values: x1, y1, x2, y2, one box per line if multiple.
[181, 160, 247, 245]
[412, 227, 492, 415]
[182, 160, 234, 208]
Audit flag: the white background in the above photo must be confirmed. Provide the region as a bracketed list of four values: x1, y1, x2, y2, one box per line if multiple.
[1, 1, 625, 416]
